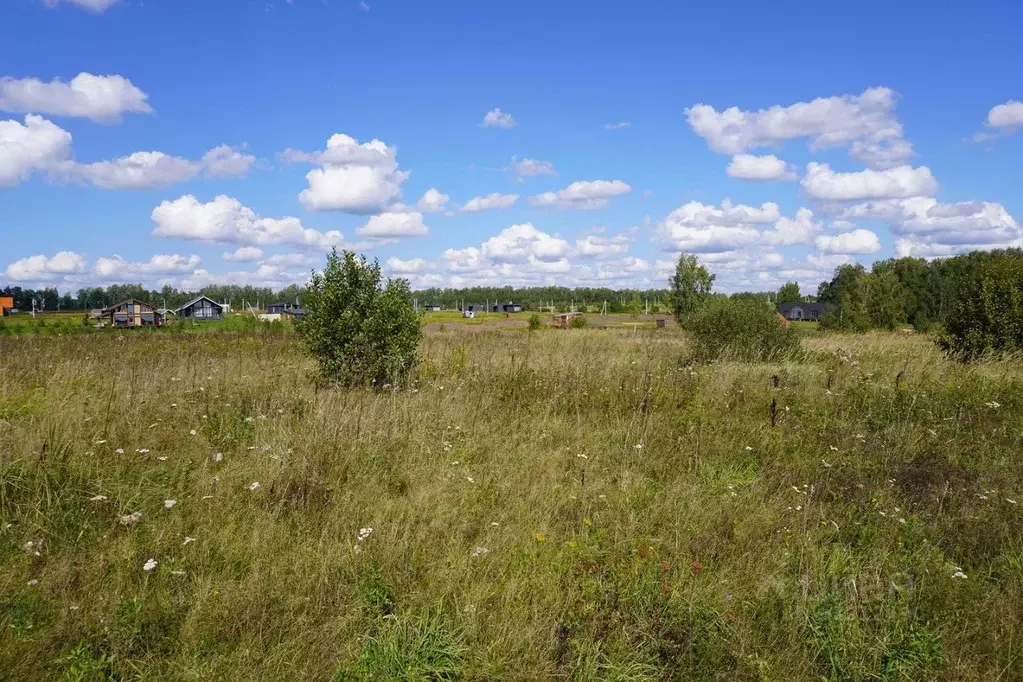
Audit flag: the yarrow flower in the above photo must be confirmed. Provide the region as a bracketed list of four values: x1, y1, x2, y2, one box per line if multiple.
[115, 448, 125, 454]
[142, 558, 158, 572]
[23, 540, 42, 556]
[89, 494, 108, 502]
[183, 536, 197, 545]
[951, 568, 968, 580]
[119, 511, 142, 526]
[164, 500, 177, 509]
[247, 482, 261, 491]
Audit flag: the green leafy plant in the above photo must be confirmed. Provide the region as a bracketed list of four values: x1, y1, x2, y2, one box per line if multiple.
[569, 314, 588, 329]
[939, 250, 1023, 359]
[684, 296, 800, 362]
[667, 253, 715, 325]
[297, 249, 422, 387]
[528, 313, 542, 331]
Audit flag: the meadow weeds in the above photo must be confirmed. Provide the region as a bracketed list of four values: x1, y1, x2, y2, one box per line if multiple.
[1, 328, 1022, 679]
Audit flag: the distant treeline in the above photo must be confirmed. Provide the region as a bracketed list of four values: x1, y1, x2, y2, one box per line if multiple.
[0, 283, 305, 313]
[408, 286, 672, 313]
[4, 249, 1020, 331]
[812, 250, 1023, 332]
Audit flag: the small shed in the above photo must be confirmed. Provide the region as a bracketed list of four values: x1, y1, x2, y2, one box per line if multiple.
[492, 302, 522, 313]
[100, 299, 163, 328]
[177, 296, 224, 321]
[423, 303, 442, 312]
[551, 311, 582, 328]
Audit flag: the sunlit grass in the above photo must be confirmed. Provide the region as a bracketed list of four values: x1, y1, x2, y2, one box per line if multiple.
[1, 328, 1021, 679]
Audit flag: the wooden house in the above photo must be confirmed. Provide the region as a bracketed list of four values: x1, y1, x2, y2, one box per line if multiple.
[0, 296, 14, 316]
[177, 296, 224, 321]
[100, 299, 163, 328]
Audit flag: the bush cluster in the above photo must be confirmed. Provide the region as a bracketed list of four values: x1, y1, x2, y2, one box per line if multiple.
[684, 296, 801, 362]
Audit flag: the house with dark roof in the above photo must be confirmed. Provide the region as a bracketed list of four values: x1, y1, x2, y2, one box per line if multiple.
[777, 302, 826, 322]
[177, 296, 224, 321]
[100, 299, 164, 328]
[491, 302, 523, 313]
[267, 301, 299, 315]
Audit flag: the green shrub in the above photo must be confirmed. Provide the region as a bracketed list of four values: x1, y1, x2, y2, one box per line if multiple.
[939, 251, 1023, 360]
[569, 314, 587, 329]
[297, 249, 422, 387]
[528, 313, 541, 331]
[684, 297, 800, 362]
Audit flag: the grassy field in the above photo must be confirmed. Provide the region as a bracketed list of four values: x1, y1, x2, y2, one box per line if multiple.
[2, 327, 1022, 680]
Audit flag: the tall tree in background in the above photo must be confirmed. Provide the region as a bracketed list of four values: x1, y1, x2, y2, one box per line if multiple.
[777, 282, 802, 304]
[667, 253, 715, 325]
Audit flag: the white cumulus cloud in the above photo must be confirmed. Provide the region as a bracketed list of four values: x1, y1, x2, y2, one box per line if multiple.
[480, 108, 516, 129]
[985, 100, 1023, 131]
[814, 229, 882, 254]
[4, 251, 87, 281]
[0, 115, 72, 185]
[801, 162, 937, 201]
[151, 194, 346, 250]
[726, 154, 796, 181]
[222, 246, 264, 263]
[530, 180, 631, 210]
[287, 133, 408, 214]
[509, 156, 556, 178]
[0, 73, 150, 123]
[416, 188, 449, 213]
[461, 192, 519, 212]
[93, 254, 201, 280]
[481, 223, 571, 263]
[686, 87, 912, 168]
[356, 211, 429, 238]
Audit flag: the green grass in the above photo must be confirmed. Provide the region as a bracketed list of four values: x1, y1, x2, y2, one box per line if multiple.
[1, 328, 1022, 679]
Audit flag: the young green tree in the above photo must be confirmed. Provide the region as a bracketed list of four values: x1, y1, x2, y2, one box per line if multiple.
[667, 253, 715, 325]
[297, 249, 422, 387]
[777, 281, 802, 304]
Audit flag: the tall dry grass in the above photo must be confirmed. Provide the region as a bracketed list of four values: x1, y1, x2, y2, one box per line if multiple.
[1, 327, 1022, 680]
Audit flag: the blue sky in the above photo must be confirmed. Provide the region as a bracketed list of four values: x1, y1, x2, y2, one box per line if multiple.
[2, 0, 1022, 295]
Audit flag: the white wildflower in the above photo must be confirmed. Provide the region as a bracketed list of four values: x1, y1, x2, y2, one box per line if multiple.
[136, 448, 149, 454]
[985, 401, 1001, 409]
[951, 568, 968, 580]
[634, 442, 644, 450]
[163, 500, 177, 509]
[357, 527, 373, 541]
[471, 546, 489, 557]
[114, 448, 124, 454]
[213, 452, 223, 463]
[170, 570, 186, 576]
[466, 476, 475, 483]
[183, 537, 197, 545]
[247, 481, 261, 491]
[490, 521, 499, 527]
[189, 429, 197, 436]
[744, 446, 753, 451]
[142, 558, 158, 572]
[576, 453, 588, 459]
[89, 494, 108, 502]
[27, 579, 39, 586]
[23, 540, 42, 555]
[119, 511, 142, 526]
[157, 456, 167, 461]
